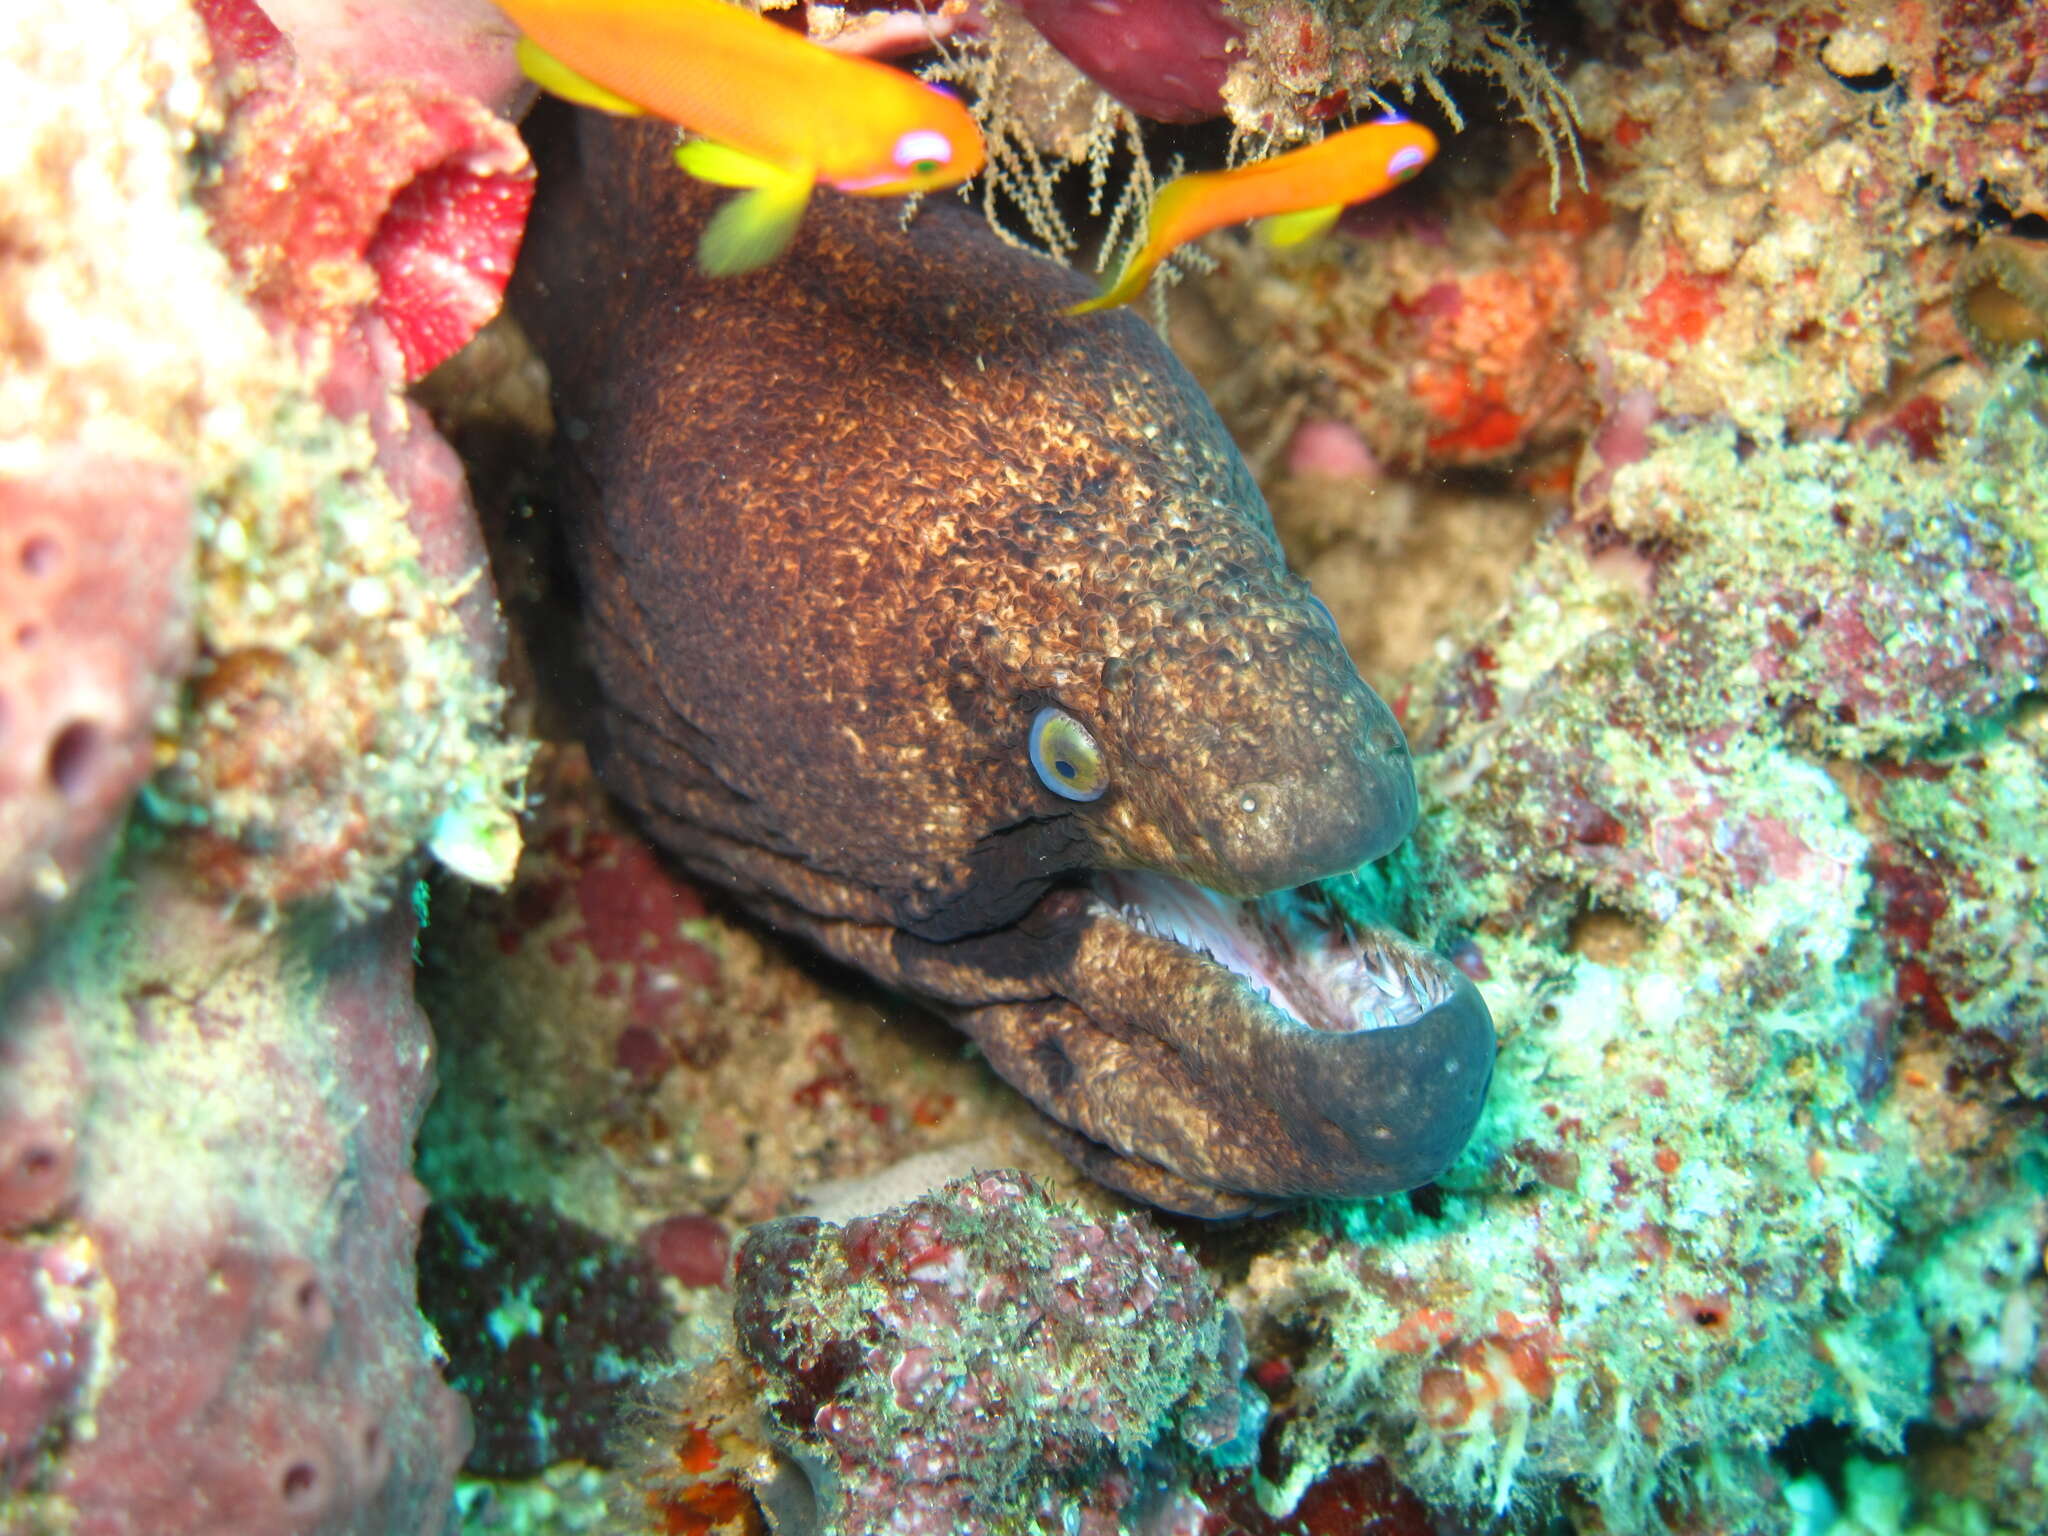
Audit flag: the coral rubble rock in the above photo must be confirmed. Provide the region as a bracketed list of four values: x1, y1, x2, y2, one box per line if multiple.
[730, 1169, 1246, 1535]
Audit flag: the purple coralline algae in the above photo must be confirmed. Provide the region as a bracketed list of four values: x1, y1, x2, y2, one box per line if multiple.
[727, 1169, 1246, 1536]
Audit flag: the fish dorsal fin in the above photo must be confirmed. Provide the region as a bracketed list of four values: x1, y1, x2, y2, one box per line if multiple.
[1256, 202, 1344, 249]
[516, 37, 645, 116]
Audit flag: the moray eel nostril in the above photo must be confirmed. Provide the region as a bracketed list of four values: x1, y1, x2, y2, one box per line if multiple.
[514, 111, 1494, 1217]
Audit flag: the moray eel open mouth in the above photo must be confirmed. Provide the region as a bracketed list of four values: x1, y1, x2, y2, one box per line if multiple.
[940, 871, 1494, 1216]
[1096, 871, 1458, 1035]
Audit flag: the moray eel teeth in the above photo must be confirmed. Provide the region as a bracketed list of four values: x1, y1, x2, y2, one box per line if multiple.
[1098, 871, 1455, 1034]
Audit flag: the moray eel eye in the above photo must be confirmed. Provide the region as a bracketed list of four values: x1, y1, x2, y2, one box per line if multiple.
[1029, 707, 1107, 802]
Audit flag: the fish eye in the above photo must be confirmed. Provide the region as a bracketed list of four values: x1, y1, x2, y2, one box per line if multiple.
[1388, 145, 1429, 179]
[1028, 707, 1107, 802]
[893, 129, 953, 173]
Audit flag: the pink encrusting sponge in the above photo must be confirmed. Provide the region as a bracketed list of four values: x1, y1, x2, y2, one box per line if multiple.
[0, 455, 196, 970]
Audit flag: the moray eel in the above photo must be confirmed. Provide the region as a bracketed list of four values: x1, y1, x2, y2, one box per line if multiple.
[513, 114, 1494, 1217]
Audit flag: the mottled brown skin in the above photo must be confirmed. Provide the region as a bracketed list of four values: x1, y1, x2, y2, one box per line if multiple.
[515, 114, 1492, 1216]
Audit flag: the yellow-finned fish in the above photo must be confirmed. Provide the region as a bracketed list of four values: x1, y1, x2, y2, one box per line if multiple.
[1068, 115, 1438, 315]
[497, 0, 987, 275]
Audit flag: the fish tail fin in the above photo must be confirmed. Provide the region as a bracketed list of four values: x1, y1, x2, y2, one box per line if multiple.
[1256, 202, 1344, 248]
[1064, 249, 1163, 315]
[696, 178, 816, 276]
[1063, 171, 1218, 316]
[516, 37, 645, 115]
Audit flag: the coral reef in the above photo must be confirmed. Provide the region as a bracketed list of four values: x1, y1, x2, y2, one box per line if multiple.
[417, 1196, 675, 1477]
[1, 0, 531, 934]
[154, 386, 530, 914]
[1178, 169, 1620, 477]
[1568, 9, 1955, 436]
[1871, 0, 2048, 221]
[9, 0, 2048, 1531]
[1221, 390, 2046, 1524]
[724, 1169, 1246, 1535]
[0, 0, 269, 971]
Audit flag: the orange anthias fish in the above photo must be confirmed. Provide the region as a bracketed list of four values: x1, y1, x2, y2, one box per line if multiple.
[1068, 115, 1438, 315]
[495, 0, 987, 275]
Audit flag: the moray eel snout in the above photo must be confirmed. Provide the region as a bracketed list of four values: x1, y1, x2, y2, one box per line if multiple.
[1082, 589, 1418, 896]
[1178, 691, 1420, 895]
[516, 113, 1495, 1218]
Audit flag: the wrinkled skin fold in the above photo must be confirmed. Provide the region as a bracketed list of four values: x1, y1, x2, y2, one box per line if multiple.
[513, 112, 1494, 1216]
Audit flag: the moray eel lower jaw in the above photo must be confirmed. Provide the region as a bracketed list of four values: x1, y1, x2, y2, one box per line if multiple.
[948, 868, 1495, 1219]
[1104, 870, 1491, 1196]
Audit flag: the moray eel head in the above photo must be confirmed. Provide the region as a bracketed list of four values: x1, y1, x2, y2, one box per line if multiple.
[516, 114, 1493, 1218]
